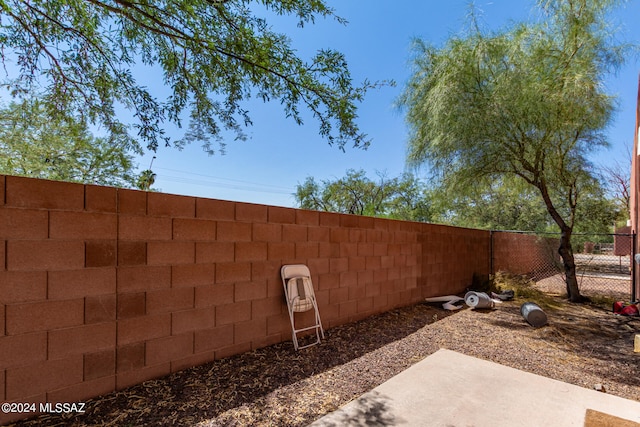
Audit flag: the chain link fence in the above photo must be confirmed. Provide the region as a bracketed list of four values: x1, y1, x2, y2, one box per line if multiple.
[491, 230, 636, 301]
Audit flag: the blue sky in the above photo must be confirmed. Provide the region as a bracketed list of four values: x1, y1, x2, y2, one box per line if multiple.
[138, 0, 640, 207]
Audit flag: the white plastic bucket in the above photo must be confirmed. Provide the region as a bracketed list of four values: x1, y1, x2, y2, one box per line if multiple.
[464, 291, 494, 309]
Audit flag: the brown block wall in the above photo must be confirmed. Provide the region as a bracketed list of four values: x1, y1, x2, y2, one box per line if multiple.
[420, 224, 491, 297]
[491, 232, 560, 278]
[0, 175, 491, 424]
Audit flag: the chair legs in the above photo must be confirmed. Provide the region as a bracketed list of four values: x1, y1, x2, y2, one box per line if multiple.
[281, 264, 324, 350]
[286, 302, 324, 350]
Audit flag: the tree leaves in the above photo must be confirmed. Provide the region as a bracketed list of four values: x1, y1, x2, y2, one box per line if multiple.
[398, 0, 631, 301]
[0, 0, 379, 154]
[399, 0, 627, 230]
[0, 98, 139, 186]
[295, 169, 432, 221]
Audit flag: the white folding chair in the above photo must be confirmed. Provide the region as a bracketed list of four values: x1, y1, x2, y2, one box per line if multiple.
[281, 264, 325, 350]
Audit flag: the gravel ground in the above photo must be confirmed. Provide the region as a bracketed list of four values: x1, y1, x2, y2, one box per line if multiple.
[12, 291, 640, 427]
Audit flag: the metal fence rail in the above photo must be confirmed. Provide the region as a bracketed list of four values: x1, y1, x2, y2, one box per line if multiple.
[491, 231, 636, 301]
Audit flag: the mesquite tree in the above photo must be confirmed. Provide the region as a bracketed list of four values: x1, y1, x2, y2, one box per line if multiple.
[399, 0, 630, 301]
[0, 98, 139, 187]
[0, 1, 381, 154]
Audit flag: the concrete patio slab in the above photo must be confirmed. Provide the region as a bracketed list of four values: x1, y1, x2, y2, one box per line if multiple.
[309, 348, 640, 427]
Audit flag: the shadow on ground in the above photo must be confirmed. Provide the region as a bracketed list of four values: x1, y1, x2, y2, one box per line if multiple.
[13, 304, 455, 427]
[486, 297, 640, 394]
[308, 391, 406, 427]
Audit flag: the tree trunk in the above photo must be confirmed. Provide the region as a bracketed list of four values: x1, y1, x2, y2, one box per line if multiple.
[558, 227, 583, 302]
[535, 178, 584, 302]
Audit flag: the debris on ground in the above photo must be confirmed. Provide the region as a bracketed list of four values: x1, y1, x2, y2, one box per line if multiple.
[593, 383, 607, 393]
[425, 295, 465, 311]
[613, 301, 639, 316]
[520, 302, 548, 327]
[491, 290, 515, 301]
[13, 296, 640, 427]
[464, 291, 496, 309]
[426, 291, 504, 311]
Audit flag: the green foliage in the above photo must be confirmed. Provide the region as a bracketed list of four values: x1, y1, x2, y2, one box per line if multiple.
[0, 98, 139, 187]
[430, 176, 553, 231]
[399, 0, 627, 227]
[399, 0, 631, 302]
[0, 0, 383, 154]
[295, 169, 432, 221]
[431, 174, 618, 234]
[136, 169, 157, 191]
[573, 192, 618, 235]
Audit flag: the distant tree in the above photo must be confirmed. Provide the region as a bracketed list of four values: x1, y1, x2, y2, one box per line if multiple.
[399, 0, 631, 302]
[136, 169, 157, 191]
[387, 172, 433, 222]
[573, 185, 619, 234]
[0, 99, 139, 187]
[431, 177, 552, 232]
[295, 169, 431, 221]
[601, 148, 631, 223]
[432, 174, 618, 234]
[0, 1, 384, 154]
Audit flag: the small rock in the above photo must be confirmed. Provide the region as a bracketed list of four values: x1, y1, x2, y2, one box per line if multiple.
[593, 384, 606, 393]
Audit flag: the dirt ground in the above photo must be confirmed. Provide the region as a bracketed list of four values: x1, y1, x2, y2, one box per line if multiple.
[536, 272, 632, 301]
[11, 285, 640, 427]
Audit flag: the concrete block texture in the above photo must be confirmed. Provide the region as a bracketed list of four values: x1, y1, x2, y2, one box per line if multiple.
[85, 184, 117, 213]
[6, 299, 85, 335]
[7, 240, 86, 271]
[84, 349, 116, 380]
[50, 211, 117, 240]
[147, 192, 195, 218]
[5, 356, 83, 401]
[0, 208, 48, 239]
[195, 198, 235, 220]
[235, 202, 268, 223]
[117, 188, 147, 215]
[5, 176, 84, 211]
[0, 332, 47, 369]
[0, 174, 514, 424]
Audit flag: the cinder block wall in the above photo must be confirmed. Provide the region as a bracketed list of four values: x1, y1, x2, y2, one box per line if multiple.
[0, 174, 491, 424]
[491, 232, 560, 278]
